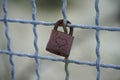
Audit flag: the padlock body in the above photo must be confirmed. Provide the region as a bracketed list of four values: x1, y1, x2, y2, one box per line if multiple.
[46, 29, 74, 57]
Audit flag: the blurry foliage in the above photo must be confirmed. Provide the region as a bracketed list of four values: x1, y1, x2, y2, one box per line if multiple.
[116, 4, 120, 22]
[36, 0, 74, 10]
[10, 0, 74, 11]
[36, 0, 62, 10]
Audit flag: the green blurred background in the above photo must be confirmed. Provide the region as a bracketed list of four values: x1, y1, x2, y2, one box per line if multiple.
[0, 0, 120, 80]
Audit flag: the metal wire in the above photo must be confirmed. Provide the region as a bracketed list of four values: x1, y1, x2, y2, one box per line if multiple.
[95, 0, 101, 80]
[2, 0, 15, 80]
[0, 0, 120, 80]
[31, 0, 40, 80]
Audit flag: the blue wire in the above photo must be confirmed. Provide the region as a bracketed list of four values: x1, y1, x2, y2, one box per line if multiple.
[3, 0, 15, 80]
[32, 0, 40, 80]
[95, 0, 101, 80]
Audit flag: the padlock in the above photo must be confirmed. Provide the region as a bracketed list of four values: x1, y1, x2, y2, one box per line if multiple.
[46, 19, 74, 58]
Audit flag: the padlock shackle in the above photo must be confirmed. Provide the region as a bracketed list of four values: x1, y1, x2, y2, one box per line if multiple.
[54, 19, 73, 36]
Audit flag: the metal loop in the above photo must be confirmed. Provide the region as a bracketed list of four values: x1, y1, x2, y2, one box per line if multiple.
[54, 19, 73, 36]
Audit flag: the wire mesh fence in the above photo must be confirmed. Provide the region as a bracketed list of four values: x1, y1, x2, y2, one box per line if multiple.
[0, 0, 120, 80]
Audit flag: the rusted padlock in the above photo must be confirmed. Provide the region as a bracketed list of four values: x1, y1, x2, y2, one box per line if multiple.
[46, 19, 74, 58]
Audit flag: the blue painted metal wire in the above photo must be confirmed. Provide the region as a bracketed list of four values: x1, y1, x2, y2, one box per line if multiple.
[0, 18, 120, 31]
[0, 50, 120, 69]
[62, 0, 67, 24]
[0, 0, 120, 80]
[2, 0, 15, 80]
[31, 0, 40, 80]
[95, 0, 101, 80]
[62, 0, 69, 80]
